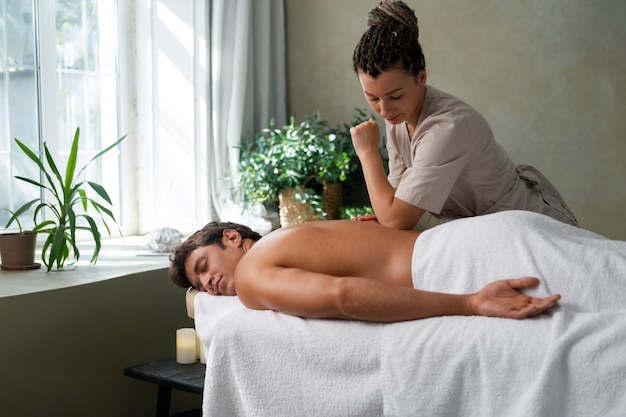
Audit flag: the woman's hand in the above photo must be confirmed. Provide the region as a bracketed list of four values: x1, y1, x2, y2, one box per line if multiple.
[469, 277, 561, 319]
[350, 119, 381, 158]
[352, 214, 379, 223]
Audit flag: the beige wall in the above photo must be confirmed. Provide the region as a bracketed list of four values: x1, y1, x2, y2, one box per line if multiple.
[0, 271, 199, 417]
[286, 0, 626, 239]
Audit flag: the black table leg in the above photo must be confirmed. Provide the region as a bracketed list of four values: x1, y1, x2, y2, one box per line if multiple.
[156, 384, 172, 417]
[124, 359, 205, 416]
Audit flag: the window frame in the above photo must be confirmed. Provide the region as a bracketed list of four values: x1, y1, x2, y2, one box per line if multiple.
[1, 0, 138, 237]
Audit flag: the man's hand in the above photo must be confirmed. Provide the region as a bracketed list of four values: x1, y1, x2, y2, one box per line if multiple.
[469, 277, 561, 319]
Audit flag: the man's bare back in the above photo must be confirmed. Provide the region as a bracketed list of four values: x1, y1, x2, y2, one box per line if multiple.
[237, 220, 419, 288]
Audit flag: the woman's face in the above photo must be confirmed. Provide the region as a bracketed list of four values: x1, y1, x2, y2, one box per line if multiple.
[358, 68, 426, 129]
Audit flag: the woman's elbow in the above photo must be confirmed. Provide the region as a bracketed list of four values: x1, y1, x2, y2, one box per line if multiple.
[376, 213, 420, 230]
[376, 204, 424, 230]
[377, 217, 415, 230]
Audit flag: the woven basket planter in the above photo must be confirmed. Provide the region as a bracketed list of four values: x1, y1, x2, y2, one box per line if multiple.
[278, 187, 317, 226]
[278, 182, 343, 227]
[322, 182, 342, 220]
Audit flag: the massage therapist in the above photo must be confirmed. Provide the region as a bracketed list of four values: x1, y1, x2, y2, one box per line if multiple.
[349, 0, 578, 229]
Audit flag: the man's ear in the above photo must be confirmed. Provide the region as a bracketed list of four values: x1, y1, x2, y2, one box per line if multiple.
[222, 229, 242, 247]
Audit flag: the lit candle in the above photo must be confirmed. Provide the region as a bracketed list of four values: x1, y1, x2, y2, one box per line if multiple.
[176, 328, 197, 364]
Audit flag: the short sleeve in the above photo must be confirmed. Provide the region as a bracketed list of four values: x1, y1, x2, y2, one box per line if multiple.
[394, 120, 473, 214]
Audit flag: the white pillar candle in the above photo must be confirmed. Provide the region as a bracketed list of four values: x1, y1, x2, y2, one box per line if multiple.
[176, 328, 197, 364]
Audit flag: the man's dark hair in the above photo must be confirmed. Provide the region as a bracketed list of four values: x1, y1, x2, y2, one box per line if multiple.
[169, 222, 262, 289]
[353, 0, 426, 78]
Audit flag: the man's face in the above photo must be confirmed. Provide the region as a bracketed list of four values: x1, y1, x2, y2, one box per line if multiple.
[184, 235, 243, 296]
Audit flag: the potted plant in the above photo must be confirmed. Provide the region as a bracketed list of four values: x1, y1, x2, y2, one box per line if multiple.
[1, 127, 126, 272]
[0, 209, 38, 270]
[238, 109, 368, 226]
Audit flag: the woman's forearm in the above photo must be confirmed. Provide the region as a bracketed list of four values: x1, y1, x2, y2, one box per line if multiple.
[359, 151, 395, 214]
[359, 152, 424, 229]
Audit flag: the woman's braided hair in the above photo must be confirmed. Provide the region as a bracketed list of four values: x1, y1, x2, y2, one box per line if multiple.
[353, 0, 425, 78]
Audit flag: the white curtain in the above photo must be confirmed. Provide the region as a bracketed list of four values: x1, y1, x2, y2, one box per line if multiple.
[207, 0, 286, 232]
[133, 0, 285, 234]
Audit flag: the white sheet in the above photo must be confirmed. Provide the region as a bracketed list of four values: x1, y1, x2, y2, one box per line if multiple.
[384, 211, 626, 417]
[194, 211, 626, 417]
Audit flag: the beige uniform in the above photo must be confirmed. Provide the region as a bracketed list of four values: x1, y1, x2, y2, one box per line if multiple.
[385, 86, 578, 226]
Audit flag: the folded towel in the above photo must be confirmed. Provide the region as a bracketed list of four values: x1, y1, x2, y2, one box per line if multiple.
[192, 292, 245, 347]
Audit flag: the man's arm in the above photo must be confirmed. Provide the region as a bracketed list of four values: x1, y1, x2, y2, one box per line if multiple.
[235, 265, 560, 323]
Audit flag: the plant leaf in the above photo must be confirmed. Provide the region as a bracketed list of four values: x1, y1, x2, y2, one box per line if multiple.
[64, 127, 80, 194]
[80, 214, 101, 264]
[88, 199, 116, 222]
[75, 134, 127, 179]
[78, 188, 88, 211]
[87, 181, 113, 205]
[14, 175, 47, 190]
[4, 199, 40, 229]
[32, 219, 57, 233]
[14, 138, 46, 172]
[43, 142, 65, 206]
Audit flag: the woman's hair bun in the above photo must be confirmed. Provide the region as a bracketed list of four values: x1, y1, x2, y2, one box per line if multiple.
[367, 0, 419, 40]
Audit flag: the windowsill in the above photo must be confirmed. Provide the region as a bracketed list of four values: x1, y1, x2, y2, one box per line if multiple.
[0, 236, 171, 298]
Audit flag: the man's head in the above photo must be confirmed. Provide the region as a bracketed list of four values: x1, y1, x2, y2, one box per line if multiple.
[169, 222, 262, 294]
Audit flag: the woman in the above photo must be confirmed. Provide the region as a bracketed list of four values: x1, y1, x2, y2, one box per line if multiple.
[350, 0, 578, 229]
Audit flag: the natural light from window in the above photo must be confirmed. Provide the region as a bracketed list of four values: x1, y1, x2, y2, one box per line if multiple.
[0, 0, 123, 233]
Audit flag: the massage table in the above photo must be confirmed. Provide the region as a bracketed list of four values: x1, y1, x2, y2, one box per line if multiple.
[186, 211, 626, 417]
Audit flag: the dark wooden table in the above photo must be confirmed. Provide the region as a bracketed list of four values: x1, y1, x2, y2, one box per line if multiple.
[124, 359, 205, 417]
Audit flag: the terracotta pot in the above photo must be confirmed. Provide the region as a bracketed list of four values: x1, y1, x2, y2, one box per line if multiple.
[0, 232, 38, 270]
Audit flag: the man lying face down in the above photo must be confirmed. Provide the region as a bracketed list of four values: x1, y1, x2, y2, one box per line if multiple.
[169, 211, 564, 323]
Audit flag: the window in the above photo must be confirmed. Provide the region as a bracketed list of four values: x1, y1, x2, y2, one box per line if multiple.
[0, 0, 127, 233]
[2, 0, 286, 238]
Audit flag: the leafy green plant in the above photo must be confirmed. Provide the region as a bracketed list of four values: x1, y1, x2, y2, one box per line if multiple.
[3, 127, 126, 272]
[340, 205, 375, 220]
[237, 109, 369, 219]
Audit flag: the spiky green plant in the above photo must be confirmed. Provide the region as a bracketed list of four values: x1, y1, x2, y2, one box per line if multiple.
[4, 127, 126, 271]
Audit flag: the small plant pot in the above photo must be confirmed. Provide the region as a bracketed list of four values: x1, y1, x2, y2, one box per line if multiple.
[0, 232, 40, 270]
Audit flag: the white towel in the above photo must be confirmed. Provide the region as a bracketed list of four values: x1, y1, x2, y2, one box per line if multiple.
[192, 292, 245, 347]
[410, 210, 626, 311]
[194, 292, 386, 417]
[383, 211, 626, 417]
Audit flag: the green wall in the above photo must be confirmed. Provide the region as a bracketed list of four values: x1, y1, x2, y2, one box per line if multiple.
[0, 269, 199, 416]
